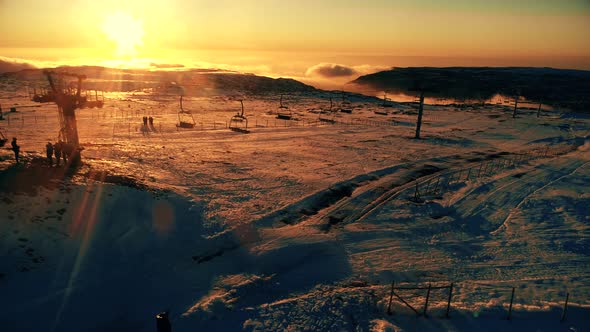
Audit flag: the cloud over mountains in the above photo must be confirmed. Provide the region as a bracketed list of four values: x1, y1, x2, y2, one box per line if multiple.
[306, 63, 358, 78]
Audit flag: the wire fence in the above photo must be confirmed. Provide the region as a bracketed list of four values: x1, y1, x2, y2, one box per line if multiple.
[407, 143, 579, 203]
[381, 279, 575, 322]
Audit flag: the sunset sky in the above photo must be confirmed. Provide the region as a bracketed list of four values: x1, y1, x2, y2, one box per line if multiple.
[1, 0, 589, 87]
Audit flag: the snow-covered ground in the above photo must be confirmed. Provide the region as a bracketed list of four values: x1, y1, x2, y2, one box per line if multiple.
[0, 88, 589, 331]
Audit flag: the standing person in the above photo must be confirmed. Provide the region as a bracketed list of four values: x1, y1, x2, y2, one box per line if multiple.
[148, 116, 154, 127]
[143, 116, 148, 126]
[46, 141, 54, 166]
[62, 142, 70, 165]
[54, 140, 62, 166]
[11, 137, 20, 163]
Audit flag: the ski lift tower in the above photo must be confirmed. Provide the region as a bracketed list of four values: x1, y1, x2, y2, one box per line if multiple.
[44, 70, 87, 161]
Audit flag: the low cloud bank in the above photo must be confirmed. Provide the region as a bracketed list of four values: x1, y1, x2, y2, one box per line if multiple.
[306, 63, 358, 78]
[0, 56, 37, 74]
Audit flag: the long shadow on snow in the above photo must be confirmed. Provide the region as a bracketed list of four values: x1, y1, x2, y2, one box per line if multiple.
[0, 180, 352, 332]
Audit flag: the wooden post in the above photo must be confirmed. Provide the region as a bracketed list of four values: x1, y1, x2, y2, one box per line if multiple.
[507, 287, 515, 320]
[413, 181, 420, 201]
[560, 292, 569, 322]
[387, 281, 395, 315]
[466, 168, 472, 181]
[512, 96, 518, 118]
[478, 162, 483, 177]
[446, 283, 454, 318]
[434, 176, 440, 194]
[415, 91, 425, 139]
[536, 101, 542, 118]
[423, 284, 432, 317]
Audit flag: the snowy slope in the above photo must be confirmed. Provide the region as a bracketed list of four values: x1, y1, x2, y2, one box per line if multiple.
[0, 86, 588, 331]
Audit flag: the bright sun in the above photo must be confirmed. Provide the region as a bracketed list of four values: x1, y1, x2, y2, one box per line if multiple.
[101, 12, 144, 57]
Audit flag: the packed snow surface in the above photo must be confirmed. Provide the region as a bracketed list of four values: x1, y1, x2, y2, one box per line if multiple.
[0, 90, 589, 331]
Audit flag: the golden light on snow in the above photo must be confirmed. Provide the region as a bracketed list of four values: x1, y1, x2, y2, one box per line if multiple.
[101, 12, 144, 57]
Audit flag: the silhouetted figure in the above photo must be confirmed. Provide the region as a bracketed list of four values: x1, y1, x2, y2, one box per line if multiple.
[11, 137, 20, 163]
[143, 116, 148, 126]
[149, 116, 154, 126]
[54, 141, 62, 166]
[62, 142, 74, 165]
[46, 142, 54, 166]
[156, 311, 171, 332]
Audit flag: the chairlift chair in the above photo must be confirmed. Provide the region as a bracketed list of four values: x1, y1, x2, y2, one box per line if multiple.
[176, 96, 196, 129]
[276, 94, 293, 120]
[84, 90, 105, 108]
[339, 92, 352, 113]
[381, 93, 393, 108]
[229, 100, 249, 133]
[318, 97, 337, 123]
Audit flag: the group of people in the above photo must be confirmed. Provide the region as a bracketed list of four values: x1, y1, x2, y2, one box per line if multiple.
[143, 116, 154, 127]
[45, 140, 70, 167]
[7, 137, 74, 166]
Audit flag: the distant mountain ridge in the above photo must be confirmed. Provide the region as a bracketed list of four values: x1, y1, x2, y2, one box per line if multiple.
[351, 67, 590, 111]
[0, 65, 317, 95]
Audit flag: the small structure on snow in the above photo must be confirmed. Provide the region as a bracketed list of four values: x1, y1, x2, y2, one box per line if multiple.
[276, 94, 293, 120]
[229, 100, 249, 133]
[176, 96, 196, 129]
[318, 97, 337, 123]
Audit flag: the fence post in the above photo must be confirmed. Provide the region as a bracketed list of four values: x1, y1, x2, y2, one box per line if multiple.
[466, 168, 472, 181]
[446, 283, 454, 318]
[387, 281, 395, 315]
[478, 162, 483, 177]
[560, 292, 569, 322]
[434, 176, 440, 194]
[413, 181, 420, 201]
[423, 284, 432, 317]
[507, 287, 515, 320]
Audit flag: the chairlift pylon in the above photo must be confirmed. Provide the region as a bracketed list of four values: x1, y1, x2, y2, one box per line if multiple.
[229, 100, 249, 133]
[176, 95, 196, 129]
